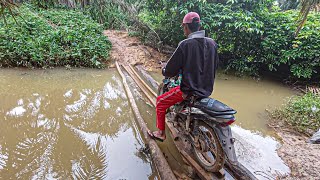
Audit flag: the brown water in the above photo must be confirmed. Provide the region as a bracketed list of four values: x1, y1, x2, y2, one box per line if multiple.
[0, 68, 157, 179]
[0, 68, 295, 179]
[150, 71, 296, 136]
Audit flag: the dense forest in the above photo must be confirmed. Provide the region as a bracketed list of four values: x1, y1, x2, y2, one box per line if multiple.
[1, 0, 319, 81]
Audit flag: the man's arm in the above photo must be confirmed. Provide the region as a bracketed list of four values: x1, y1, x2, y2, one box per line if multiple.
[162, 45, 183, 77]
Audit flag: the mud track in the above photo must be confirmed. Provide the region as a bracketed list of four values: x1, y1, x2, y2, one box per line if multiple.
[104, 30, 167, 71]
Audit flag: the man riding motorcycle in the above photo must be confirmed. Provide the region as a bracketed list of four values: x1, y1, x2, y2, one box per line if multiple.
[147, 12, 219, 142]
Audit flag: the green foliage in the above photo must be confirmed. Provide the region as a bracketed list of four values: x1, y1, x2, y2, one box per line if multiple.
[84, 0, 131, 29]
[0, 4, 111, 68]
[30, 0, 56, 9]
[140, 0, 320, 80]
[272, 93, 320, 135]
[261, 11, 320, 79]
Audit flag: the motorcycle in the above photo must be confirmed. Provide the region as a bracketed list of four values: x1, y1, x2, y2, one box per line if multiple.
[158, 75, 238, 172]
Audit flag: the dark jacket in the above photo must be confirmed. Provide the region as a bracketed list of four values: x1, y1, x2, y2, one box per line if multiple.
[162, 30, 219, 97]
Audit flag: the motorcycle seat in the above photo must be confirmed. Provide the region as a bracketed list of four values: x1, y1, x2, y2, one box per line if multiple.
[193, 98, 237, 116]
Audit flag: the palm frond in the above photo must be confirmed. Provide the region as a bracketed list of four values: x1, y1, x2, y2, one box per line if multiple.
[295, 0, 320, 35]
[0, 147, 8, 171]
[0, 0, 18, 25]
[73, 136, 108, 180]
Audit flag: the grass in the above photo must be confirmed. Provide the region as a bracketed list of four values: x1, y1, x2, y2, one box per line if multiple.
[271, 92, 320, 135]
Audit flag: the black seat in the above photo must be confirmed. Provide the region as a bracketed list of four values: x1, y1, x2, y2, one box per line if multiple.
[193, 98, 237, 116]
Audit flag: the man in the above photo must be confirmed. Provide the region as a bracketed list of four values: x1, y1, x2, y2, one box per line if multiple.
[148, 12, 219, 141]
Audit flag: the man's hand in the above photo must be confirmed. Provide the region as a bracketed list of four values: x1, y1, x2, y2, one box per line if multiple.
[159, 61, 167, 68]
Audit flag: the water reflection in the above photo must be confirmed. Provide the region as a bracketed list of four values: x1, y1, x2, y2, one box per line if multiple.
[0, 68, 157, 179]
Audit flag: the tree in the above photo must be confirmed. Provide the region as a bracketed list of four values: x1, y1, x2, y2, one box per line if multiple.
[278, 0, 300, 10]
[0, 0, 17, 24]
[296, 0, 320, 35]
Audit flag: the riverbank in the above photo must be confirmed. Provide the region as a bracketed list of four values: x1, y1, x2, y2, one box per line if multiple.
[269, 92, 320, 178]
[269, 123, 320, 179]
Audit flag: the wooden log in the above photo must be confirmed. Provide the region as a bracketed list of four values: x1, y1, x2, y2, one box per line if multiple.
[136, 65, 160, 88]
[115, 61, 177, 180]
[129, 64, 158, 97]
[122, 65, 156, 107]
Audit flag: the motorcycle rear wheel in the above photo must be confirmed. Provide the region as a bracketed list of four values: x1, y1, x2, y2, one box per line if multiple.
[192, 121, 225, 172]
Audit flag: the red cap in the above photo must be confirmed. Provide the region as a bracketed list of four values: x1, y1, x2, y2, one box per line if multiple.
[182, 12, 200, 24]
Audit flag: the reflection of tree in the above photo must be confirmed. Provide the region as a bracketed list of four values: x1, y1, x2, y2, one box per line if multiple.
[52, 122, 108, 179]
[0, 114, 59, 178]
[72, 136, 108, 179]
[63, 78, 132, 138]
[0, 105, 109, 179]
[0, 76, 129, 179]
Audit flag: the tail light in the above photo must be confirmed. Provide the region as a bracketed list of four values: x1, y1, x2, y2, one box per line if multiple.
[222, 119, 235, 126]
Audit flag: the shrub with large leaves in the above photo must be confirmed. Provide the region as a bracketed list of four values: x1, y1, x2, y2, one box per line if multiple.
[261, 11, 320, 79]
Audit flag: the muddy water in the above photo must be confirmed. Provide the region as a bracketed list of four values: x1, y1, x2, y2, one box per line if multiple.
[149, 71, 295, 179]
[150, 72, 295, 135]
[124, 73, 186, 175]
[0, 68, 295, 180]
[0, 68, 158, 179]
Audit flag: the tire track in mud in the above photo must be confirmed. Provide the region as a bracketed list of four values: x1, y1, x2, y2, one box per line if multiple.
[104, 30, 167, 71]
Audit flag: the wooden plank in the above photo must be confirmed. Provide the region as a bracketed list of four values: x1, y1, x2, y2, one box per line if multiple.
[115, 61, 177, 180]
[122, 64, 156, 107]
[129, 64, 158, 97]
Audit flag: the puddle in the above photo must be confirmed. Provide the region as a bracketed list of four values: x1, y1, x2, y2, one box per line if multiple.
[232, 126, 290, 178]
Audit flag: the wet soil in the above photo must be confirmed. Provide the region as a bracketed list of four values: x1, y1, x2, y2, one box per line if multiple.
[104, 30, 320, 179]
[104, 30, 167, 71]
[269, 122, 320, 179]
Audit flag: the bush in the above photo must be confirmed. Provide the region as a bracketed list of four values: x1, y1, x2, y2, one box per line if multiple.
[272, 93, 320, 135]
[0, 4, 111, 68]
[261, 11, 320, 79]
[84, 1, 130, 29]
[140, 1, 320, 80]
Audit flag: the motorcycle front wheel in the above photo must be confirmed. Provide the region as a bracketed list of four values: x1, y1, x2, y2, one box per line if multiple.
[192, 121, 225, 172]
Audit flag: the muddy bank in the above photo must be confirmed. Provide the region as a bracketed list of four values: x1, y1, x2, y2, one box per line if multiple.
[269, 123, 320, 179]
[104, 30, 167, 71]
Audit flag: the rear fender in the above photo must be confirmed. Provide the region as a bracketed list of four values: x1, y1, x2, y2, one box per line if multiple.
[211, 125, 238, 165]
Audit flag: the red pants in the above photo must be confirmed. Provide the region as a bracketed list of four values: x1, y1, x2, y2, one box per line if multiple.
[156, 86, 184, 130]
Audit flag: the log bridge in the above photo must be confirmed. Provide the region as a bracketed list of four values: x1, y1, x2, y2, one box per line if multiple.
[115, 62, 256, 180]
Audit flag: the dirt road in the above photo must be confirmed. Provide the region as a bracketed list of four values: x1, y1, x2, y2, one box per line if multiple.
[104, 30, 167, 71]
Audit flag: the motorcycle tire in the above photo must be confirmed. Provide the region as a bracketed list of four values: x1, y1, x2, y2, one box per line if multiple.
[192, 121, 225, 172]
